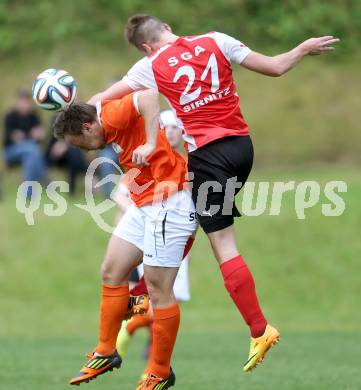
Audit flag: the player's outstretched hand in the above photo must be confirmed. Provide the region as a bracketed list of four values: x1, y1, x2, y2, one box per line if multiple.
[299, 36, 340, 56]
[132, 142, 155, 166]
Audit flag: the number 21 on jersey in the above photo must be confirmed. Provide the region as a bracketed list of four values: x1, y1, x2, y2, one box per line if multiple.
[172, 53, 220, 105]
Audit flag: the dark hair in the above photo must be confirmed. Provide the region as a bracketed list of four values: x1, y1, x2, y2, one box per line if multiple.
[124, 14, 167, 50]
[54, 103, 97, 139]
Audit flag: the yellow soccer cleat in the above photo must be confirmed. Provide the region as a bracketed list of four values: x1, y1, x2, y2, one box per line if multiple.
[243, 324, 280, 372]
[135, 372, 148, 388]
[116, 321, 132, 358]
[139, 372, 148, 383]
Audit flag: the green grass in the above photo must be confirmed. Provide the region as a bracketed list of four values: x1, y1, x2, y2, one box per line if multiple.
[1, 332, 360, 390]
[1, 166, 360, 389]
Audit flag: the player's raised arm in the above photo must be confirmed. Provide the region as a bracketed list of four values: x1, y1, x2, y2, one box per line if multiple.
[88, 80, 134, 105]
[241, 36, 340, 77]
[132, 89, 160, 165]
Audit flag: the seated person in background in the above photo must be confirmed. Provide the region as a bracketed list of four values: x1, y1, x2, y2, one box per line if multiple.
[97, 144, 119, 198]
[3, 90, 47, 197]
[46, 115, 88, 196]
[97, 77, 123, 199]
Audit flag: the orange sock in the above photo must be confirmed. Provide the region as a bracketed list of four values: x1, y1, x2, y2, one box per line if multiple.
[96, 284, 129, 355]
[126, 312, 153, 335]
[147, 304, 180, 378]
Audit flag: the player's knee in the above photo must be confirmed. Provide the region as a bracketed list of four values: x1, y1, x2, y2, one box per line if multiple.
[146, 279, 175, 307]
[145, 281, 163, 306]
[145, 280, 159, 299]
[101, 261, 114, 284]
[212, 243, 238, 263]
[208, 229, 239, 262]
[101, 257, 126, 285]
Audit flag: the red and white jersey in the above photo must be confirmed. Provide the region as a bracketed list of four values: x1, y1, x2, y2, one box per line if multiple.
[123, 32, 252, 152]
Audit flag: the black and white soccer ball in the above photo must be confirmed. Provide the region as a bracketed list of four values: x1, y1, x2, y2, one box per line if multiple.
[32, 68, 77, 111]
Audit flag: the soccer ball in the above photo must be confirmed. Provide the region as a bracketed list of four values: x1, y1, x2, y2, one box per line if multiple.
[32, 68, 77, 111]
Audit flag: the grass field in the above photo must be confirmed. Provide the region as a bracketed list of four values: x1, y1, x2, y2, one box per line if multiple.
[1, 166, 360, 390]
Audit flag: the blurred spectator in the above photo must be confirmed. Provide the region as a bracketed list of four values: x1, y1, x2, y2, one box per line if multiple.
[97, 145, 119, 198]
[46, 116, 88, 195]
[0, 161, 4, 201]
[94, 77, 122, 198]
[3, 90, 47, 197]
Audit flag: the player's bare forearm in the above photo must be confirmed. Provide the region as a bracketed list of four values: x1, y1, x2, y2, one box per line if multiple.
[138, 89, 159, 147]
[242, 36, 340, 77]
[87, 80, 134, 105]
[132, 90, 160, 165]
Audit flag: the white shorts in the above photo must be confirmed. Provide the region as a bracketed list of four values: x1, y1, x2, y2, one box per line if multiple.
[113, 190, 197, 267]
[136, 255, 191, 301]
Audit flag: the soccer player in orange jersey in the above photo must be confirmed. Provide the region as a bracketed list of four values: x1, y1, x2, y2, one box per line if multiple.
[54, 90, 197, 389]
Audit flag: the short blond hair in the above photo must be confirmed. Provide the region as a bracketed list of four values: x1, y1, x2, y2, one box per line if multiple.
[125, 14, 167, 50]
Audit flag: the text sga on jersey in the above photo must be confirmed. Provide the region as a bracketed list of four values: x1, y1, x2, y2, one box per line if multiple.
[167, 45, 207, 66]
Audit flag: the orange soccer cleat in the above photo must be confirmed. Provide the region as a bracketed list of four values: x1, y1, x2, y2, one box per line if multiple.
[125, 294, 150, 320]
[136, 370, 176, 390]
[69, 351, 122, 385]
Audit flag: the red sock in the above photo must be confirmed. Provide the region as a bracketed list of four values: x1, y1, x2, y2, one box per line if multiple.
[130, 237, 195, 296]
[220, 255, 267, 338]
[130, 276, 148, 296]
[183, 236, 195, 258]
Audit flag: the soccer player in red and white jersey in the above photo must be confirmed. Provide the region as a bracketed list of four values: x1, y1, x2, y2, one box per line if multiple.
[88, 15, 339, 372]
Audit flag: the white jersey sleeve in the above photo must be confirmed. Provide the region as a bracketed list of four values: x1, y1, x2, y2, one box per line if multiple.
[122, 57, 158, 91]
[212, 32, 252, 64]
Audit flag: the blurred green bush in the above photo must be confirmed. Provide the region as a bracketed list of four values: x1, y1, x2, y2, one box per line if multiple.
[0, 0, 359, 166]
[0, 0, 360, 55]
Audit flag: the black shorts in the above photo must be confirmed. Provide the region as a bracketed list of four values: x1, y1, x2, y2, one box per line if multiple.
[188, 135, 253, 234]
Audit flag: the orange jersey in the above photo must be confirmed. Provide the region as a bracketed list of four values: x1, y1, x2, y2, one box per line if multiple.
[97, 93, 187, 207]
